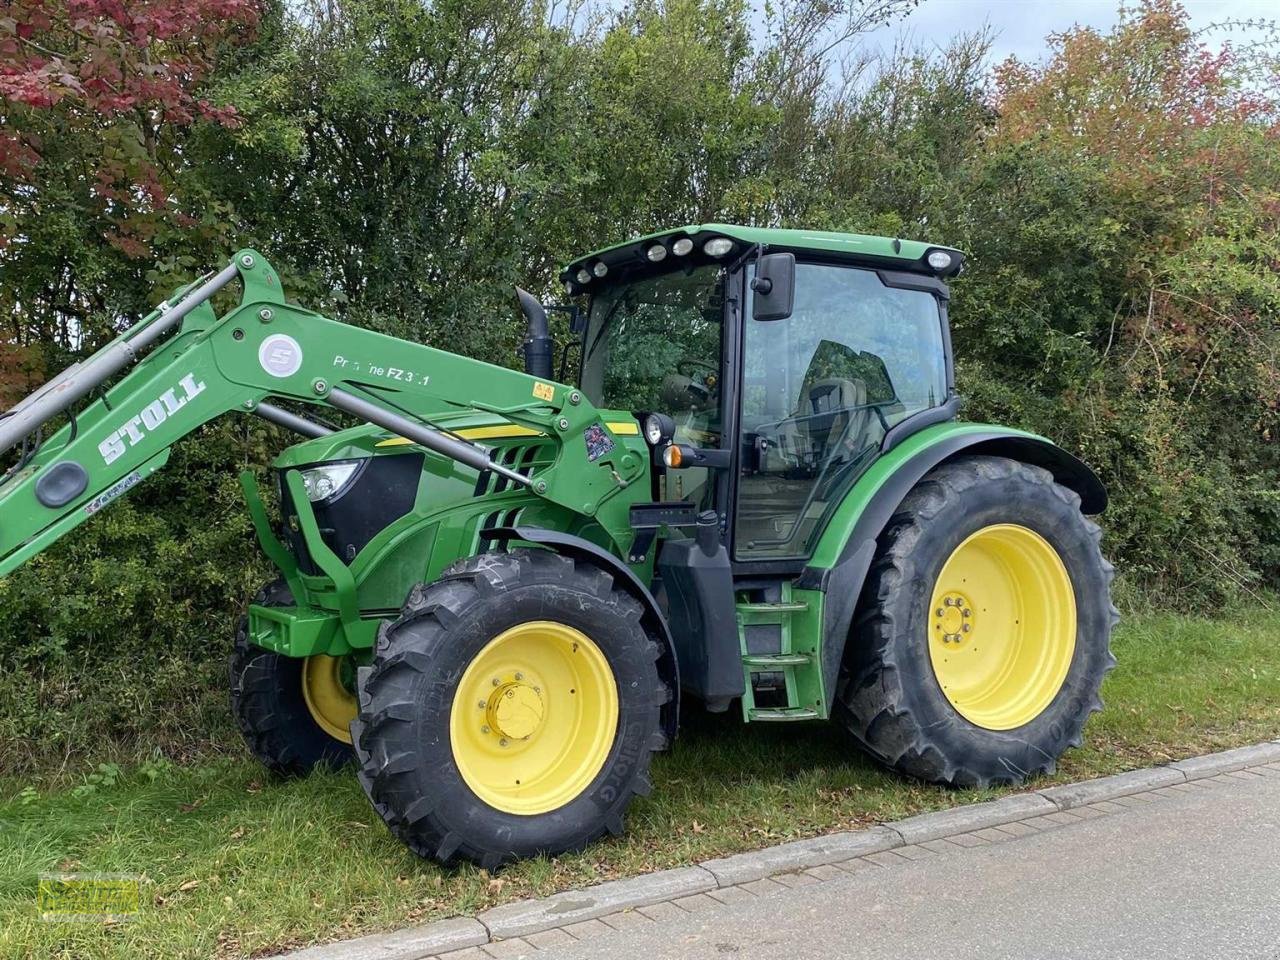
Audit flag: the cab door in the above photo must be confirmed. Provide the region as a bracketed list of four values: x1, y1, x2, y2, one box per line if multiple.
[733, 262, 949, 561]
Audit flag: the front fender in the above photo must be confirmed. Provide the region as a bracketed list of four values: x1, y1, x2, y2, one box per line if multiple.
[482, 525, 681, 747]
[800, 422, 1107, 712]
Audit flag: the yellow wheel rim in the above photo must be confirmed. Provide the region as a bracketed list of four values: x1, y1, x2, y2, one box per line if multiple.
[449, 621, 619, 816]
[301, 654, 357, 744]
[927, 524, 1076, 731]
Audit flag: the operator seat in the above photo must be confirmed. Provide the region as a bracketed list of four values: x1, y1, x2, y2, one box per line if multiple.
[769, 377, 872, 471]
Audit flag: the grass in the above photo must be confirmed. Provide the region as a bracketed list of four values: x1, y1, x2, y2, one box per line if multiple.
[3, 603, 1280, 959]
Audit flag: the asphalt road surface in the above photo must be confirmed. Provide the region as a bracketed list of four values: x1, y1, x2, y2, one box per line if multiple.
[532, 770, 1280, 960]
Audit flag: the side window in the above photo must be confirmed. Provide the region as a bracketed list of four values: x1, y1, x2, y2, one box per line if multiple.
[735, 263, 947, 559]
[579, 266, 725, 509]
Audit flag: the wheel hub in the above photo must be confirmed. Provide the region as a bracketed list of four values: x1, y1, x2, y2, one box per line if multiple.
[450, 621, 619, 816]
[927, 524, 1076, 731]
[934, 591, 974, 643]
[487, 681, 545, 741]
[301, 654, 358, 744]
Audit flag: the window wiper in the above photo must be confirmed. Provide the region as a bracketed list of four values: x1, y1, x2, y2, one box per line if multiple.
[585, 291, 633, 360]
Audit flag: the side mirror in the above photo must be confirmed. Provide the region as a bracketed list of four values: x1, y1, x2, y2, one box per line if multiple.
[751, 252, 795, 322]
[569, 305, 587, 337]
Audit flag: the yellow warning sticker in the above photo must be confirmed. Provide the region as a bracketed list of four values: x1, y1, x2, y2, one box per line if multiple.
[532, 382, 555, 402]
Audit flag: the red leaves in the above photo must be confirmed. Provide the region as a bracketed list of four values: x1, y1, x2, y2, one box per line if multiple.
[2, 1, 257, 120]
[0, 0, 259, 251]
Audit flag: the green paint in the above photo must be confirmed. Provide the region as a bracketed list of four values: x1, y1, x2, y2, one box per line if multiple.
[736, 583, 826, 720]
[564, 223, 962, 278]
[805, 421, 1048, 571]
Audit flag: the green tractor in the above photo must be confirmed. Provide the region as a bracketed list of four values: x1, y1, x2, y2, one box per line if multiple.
[0, 225, 1115, 868]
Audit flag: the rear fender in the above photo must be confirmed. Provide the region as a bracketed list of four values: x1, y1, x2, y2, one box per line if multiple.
[800, 423, 1107, 712]
[483, 525, 681, 747]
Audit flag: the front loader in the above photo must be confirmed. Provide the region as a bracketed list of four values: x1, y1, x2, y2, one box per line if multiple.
[0, 225, 1116, 867]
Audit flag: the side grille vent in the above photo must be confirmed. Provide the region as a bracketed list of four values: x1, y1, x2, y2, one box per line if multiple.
[472, 443, 551, 497]
[477, 507, 523, 552]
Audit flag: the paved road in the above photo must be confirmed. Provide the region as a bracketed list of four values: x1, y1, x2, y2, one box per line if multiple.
[530, 771, 1280, 960]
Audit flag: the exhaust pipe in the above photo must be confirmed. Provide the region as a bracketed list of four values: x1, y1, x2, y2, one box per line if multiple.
[515, 287, 554, 381]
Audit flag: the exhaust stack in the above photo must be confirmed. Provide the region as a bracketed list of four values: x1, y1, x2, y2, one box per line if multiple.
[515, 287, 554, 381]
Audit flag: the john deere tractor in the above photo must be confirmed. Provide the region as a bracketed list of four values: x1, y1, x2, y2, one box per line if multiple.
[0, 225, 1115, 867]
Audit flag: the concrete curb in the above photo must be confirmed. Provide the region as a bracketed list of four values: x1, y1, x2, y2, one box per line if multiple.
[476, 866, 715, 939]
[1036, 765, 1187, 809]
[700, 825, 901, 885]
[888, 792, 1057, 844]
[268, 740, 1280, 960]
[278, 918, 488, 960]
[1170, 740, 1280, 781]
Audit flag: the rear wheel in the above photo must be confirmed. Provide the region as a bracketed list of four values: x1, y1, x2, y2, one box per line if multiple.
[229, 581, 356, 775]
[836, 456, 1117, 787]
[353, 549, 666, 868]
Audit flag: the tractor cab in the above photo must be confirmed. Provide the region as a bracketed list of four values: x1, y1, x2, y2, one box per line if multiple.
[567, 225, 961, 563]
[562, 224, 970, 715]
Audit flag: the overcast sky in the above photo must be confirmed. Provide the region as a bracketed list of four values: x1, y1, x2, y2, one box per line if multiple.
[858, 0, 1276, 65]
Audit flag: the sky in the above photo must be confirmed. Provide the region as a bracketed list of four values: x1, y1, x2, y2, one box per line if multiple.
[858, 0, 1277, 66]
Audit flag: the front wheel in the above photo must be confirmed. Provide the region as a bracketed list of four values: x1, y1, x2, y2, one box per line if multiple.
[836, 455, 1118, 788]
[229, 581, 356, 776]
[353, 549, 667, 868]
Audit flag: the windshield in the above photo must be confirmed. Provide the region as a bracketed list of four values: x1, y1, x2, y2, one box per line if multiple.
[578, 265, 725, 431]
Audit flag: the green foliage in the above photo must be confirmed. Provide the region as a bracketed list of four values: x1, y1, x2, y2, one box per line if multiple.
[0, 0, 1277, 766]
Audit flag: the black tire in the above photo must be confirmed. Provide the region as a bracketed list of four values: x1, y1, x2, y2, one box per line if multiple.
[352, 549, 667, 869]
[229, 580, 353, 776]
[835, 455, 1118, 788]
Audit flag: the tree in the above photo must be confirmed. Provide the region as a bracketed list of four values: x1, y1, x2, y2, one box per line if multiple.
[0, 0, 259, 366]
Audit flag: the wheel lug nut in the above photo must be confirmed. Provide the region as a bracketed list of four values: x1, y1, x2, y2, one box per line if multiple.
[499, 738, 509, 747]
[492, 678, 501, 687]
[478, 700, 487, 709]
[962, 624, 971, 632]
[481, 725, 490, 735]
[963, 609, 972, 617]
[514, 672, 524, 681]
[936, 608, 944, 617]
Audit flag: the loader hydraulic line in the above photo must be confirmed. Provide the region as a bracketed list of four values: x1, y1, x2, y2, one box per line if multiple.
[324, 387, 531, 487]
[0, 262, 240, 457]
[0, 249, 643, 580]
[252, 401, 334, 439]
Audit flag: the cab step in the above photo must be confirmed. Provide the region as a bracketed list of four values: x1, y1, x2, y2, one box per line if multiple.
[742, 653, 812, 667]
[735, 582, 825, 722]
[747, 706, 820, 722]
[735, 600, 809, 618]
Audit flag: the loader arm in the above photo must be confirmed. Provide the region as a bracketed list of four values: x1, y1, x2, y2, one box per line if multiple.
[0, 249, 645, 578]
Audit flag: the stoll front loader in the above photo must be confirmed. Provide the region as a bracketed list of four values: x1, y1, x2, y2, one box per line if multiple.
[0, 225, 1116, 867]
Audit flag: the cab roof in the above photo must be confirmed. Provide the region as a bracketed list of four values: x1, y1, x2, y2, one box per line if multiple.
[561, 223, 964, 293]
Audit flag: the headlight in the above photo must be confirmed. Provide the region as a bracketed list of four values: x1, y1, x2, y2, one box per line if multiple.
[671, 237, 693, 256]
[575, 268, 592, 285]
[646, 243, 668, 263]
[643, 413, 674, 446]
[300, 460, 363, 502]
[926, 250, 953, 271]
[592, 261, 609, 278]
[703, 237, 734, 257]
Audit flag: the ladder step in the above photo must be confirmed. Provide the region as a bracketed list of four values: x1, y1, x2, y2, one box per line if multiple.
[743, 653, 812, 667]
[735, 601, 808, 617]
[748, 707, 820, 722]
